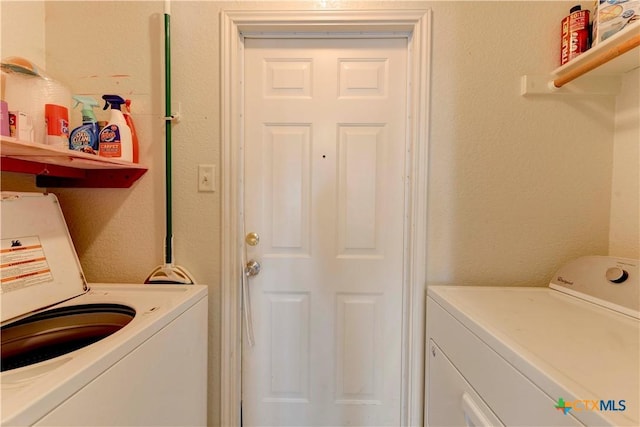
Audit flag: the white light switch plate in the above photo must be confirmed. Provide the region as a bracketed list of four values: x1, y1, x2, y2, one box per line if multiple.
[198, 164, 215, 192]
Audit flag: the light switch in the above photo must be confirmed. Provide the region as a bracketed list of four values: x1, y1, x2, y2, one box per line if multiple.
[198, 164, 215, 192]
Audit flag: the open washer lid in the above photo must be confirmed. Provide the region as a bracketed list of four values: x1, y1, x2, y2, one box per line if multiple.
[1, 192, 88, 324]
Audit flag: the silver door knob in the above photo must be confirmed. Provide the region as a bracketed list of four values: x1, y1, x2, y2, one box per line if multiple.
[245, 259, 261, 277]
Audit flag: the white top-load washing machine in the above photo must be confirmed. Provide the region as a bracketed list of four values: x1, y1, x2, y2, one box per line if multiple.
[426, 256, 639, 427]
[0, 192, 208, 426]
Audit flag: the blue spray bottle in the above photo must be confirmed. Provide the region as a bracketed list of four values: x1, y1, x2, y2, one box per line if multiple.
[69, 96, 100, 154]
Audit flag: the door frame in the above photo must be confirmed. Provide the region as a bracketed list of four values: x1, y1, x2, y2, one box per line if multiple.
[220, 8, 431, 427]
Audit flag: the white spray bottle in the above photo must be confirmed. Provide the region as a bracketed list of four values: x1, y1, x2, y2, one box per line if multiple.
[98, 94, 133, 162]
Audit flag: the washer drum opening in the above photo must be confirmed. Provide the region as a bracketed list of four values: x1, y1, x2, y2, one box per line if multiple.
[1, 303, 136, 372]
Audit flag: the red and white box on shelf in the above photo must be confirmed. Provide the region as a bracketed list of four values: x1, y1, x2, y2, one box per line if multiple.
[8, 111, 34, 142]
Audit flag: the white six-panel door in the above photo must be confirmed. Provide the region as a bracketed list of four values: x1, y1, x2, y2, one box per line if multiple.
[242, 37, 408, 427]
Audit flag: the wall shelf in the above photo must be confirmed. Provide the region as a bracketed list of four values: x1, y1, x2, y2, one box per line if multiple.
[1, 137, 147, 188]
[522, 23, 640, 96]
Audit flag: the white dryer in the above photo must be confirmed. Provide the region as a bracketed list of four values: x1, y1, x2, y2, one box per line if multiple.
[426, 256, 639, 427]
[1, 192, 208, 426]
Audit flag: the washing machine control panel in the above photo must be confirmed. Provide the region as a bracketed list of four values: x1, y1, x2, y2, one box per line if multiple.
[549, 256, 639, 319]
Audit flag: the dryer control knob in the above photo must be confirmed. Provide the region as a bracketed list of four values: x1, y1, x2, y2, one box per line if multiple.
[606, 267, 629, 284]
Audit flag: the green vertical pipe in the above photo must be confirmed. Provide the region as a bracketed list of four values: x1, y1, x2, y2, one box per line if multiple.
[164, 11, 173, 264]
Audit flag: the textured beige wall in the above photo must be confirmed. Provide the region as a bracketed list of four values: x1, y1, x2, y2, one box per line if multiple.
[426, 1, 616, 287]
[610, 68, 640, 259]
[0, 1, 45, 65]
[2, 1, 638, 426]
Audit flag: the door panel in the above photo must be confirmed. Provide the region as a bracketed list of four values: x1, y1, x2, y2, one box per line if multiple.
[243, 37, 407, 427]
[263, 125, 311, 254]
[335, 292, 384, 404]
[263, 292, 310, 402]
[338, 124, 386, 256]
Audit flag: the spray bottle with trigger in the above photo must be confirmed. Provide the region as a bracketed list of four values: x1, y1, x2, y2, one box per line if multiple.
[98, 94, 133, 162]
[69, 95, 100, 154]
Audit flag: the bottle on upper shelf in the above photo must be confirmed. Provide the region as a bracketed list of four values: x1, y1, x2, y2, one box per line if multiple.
[560, 5, 590, 66]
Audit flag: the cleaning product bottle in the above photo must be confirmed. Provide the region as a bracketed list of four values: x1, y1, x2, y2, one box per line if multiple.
[98, 94, 133, 162]
[123, 99, 140, 163]
[69, 95, 100, 154]
[560, 5, 590, 65]
[44, 104, 69, 148]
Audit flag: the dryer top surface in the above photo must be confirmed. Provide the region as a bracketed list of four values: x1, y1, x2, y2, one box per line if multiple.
[428, 285, 639, 426]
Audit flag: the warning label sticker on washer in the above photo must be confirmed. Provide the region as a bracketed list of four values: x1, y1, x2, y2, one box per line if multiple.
[1, 236, 53, 293]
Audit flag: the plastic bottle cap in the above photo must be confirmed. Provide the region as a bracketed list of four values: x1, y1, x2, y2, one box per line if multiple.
[570, 5, 581, 13]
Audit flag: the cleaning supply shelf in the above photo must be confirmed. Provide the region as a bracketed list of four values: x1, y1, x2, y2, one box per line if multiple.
[1, 136, 147, 188]
[522, 24, 640, 96]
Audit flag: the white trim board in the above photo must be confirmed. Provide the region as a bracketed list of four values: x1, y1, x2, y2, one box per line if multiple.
[220, 9, 431, 427]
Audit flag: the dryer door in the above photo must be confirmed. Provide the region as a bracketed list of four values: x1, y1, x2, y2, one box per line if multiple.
[427, 340, 504, 427]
